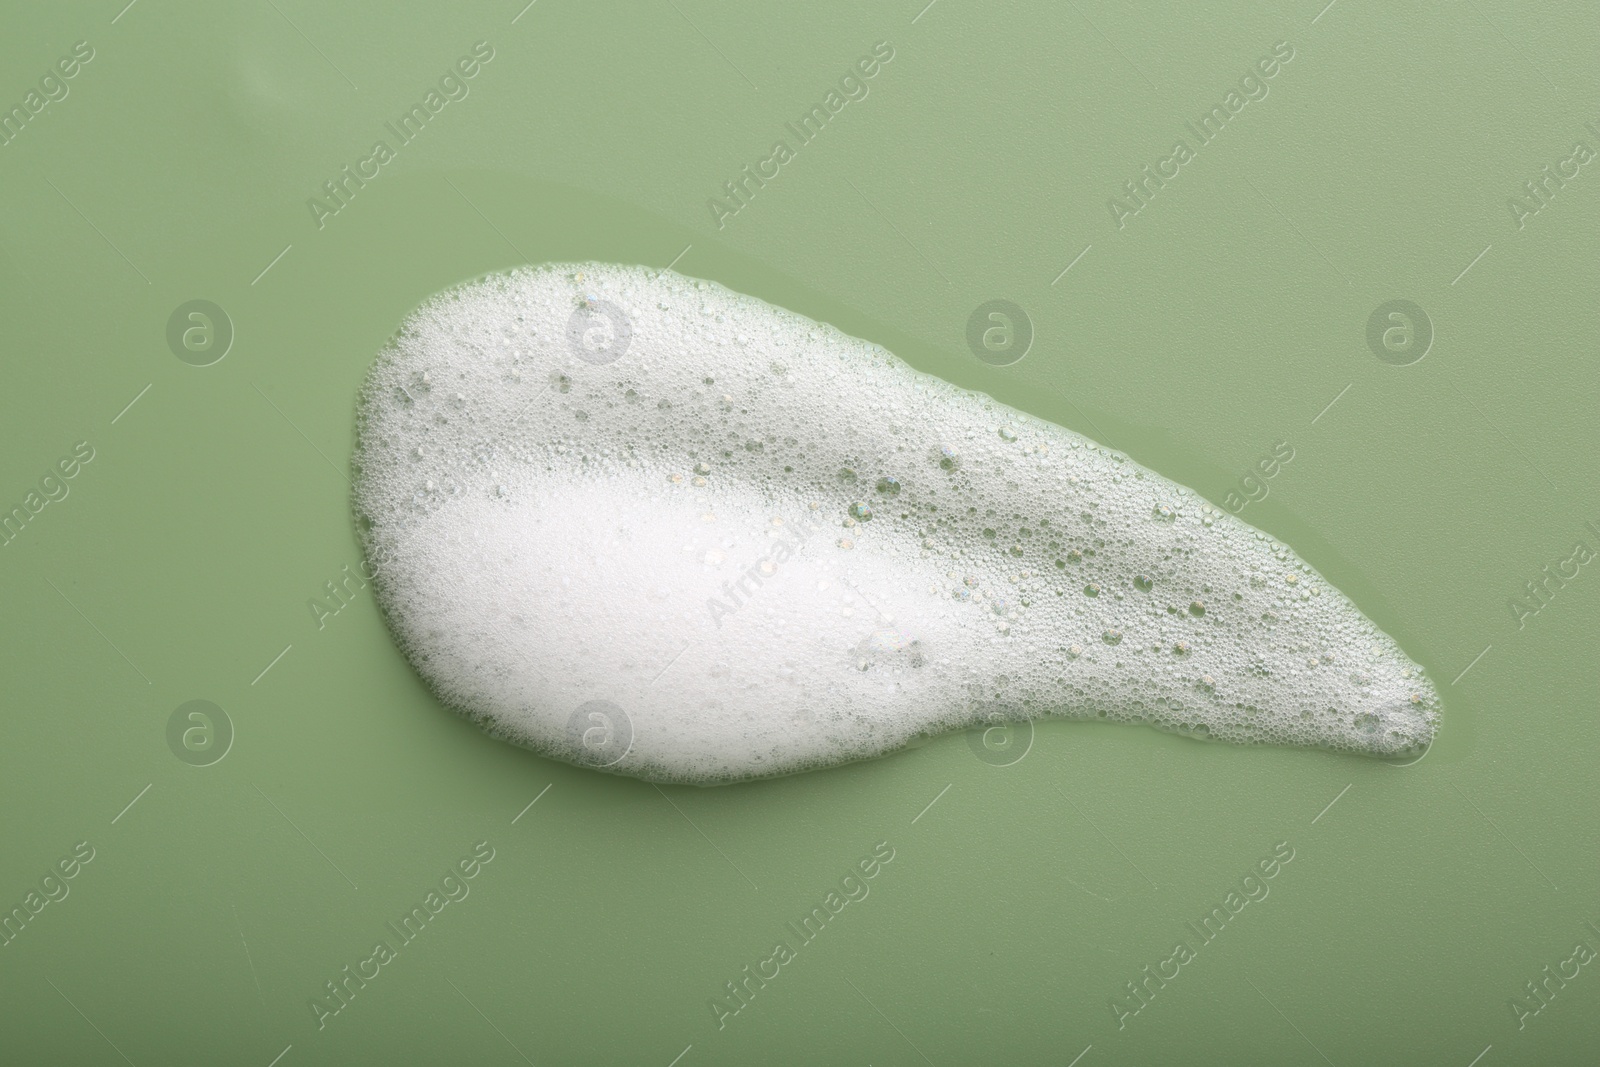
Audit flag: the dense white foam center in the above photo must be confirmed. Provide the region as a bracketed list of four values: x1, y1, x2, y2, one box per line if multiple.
[353, 263, 1439, 783]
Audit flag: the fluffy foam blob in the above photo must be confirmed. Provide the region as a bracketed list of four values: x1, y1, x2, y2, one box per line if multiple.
[353, 263, 1440, 783]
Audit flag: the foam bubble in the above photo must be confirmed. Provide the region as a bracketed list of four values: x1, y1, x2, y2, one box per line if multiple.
[353, 264, 1440, 783]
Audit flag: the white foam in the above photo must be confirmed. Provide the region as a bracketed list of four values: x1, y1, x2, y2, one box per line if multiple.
[353, 263, 1440, 783]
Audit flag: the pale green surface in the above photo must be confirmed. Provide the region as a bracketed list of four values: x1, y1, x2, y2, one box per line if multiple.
[1, 2, 1596, 1064]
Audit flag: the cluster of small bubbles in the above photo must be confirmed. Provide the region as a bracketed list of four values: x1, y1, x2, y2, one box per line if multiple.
[351, 262, 1441, 783]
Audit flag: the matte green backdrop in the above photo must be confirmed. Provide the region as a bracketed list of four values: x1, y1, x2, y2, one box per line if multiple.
[1, 1, 1596, 1064]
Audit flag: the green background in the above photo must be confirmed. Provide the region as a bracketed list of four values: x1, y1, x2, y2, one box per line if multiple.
[1, 1, 1595, 1064]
